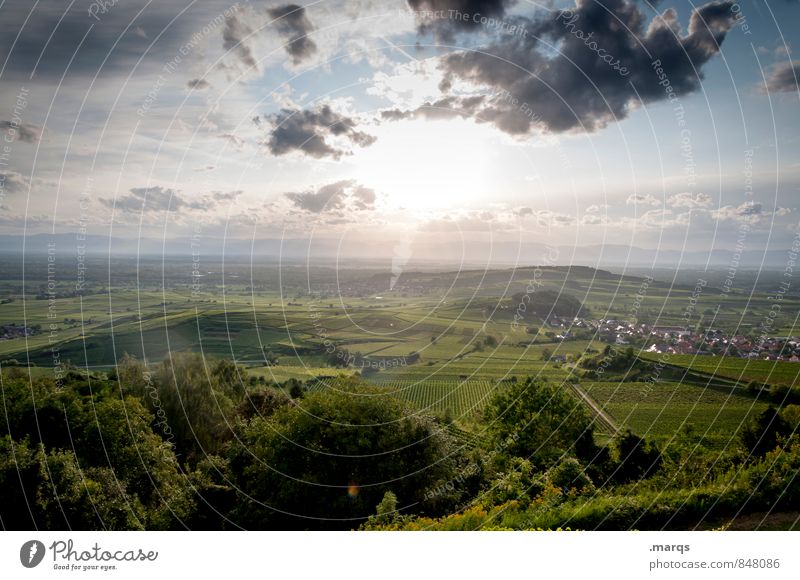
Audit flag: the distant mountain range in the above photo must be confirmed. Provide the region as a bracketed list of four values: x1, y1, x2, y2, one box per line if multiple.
[0, 234, 792, 269]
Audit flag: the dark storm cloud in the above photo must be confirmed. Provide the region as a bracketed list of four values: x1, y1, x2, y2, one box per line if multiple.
[264, 105, 376, 160]
[407, 0, 516, 40]
[0, 121, 42, 143]
[267, 4, 318, 64]
[433, 0, 738, 135]
[761, 60, 800, 93]
[0, 1, 222, 80]
[187, 78, 211, 90]
[100, 186, 186, 213]
[223, 10, 259, 70]
[285, 180, 376, 213]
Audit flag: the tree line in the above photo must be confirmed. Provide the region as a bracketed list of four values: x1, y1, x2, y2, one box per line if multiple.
[1, 354, 798, 530]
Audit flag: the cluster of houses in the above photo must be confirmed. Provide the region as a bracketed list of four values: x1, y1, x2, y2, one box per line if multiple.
[645, 329, 800, 361]
[545, 316, 800, 361]
[0, 324, 37, 340]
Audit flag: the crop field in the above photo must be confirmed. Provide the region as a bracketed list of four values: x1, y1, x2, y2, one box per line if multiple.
[249, 365, 352, 383]
[640, 353, 800, 386]
[368, 379, 506, 418]
[2, 258, 797, 438]
[305, 376, 507, 419]
[581, 381, 769, 447]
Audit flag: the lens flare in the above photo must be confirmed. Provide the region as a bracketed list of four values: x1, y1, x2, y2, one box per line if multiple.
[347, 483, 359, 499]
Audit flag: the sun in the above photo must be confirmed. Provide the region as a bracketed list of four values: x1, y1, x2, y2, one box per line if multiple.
[349, 117, 497, 213]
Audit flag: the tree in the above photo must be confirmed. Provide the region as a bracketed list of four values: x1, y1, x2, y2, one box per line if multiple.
[115, 352, 152, 399]
[0, 372, 194, 529]
[327, 347, 358, 368]
[480, 457, 544, 508]
[184, 455, 236, 530]
[227, 379, 465, 529]
[212, 359, 247, 400]
[371, 491, 400, 525]
[235, 387, 291, 421]
[285, 378, 304, 399]
[510, 290, 585, 319]
[76, 394, 195, 528]
[262, 348, 279, 366]
[483, 378, 594, 468]
[741, 407, 789, 458]
[747, 437, 800, 510]
[548, 457, 595, 494]
[613, 430, 661, 482]
[440, 407, 454, 425]
[780, 404, 800, 431]
[769, 383, 794, 404]
[154, 353, 238, 460]
[0, 437, 142, 530]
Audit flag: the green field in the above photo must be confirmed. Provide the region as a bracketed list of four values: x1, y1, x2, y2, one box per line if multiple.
[640, 353, 800, 386]
[306, 376, 507, 418]
[582, 380, 768, 447]
[2, 258, 798, 442]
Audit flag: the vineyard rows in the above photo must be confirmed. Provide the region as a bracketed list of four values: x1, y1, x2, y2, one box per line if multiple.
[305, 377, 507, 418]
[375, 379, 505, 417]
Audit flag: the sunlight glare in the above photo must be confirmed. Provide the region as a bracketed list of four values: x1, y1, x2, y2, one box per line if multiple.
[350, 118, 496, 212]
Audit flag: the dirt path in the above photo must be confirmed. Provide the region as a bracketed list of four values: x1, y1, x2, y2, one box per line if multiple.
[569, 383, 620, 435]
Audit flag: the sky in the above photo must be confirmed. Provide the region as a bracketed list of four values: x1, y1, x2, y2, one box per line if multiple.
[0, 0, 799, 263]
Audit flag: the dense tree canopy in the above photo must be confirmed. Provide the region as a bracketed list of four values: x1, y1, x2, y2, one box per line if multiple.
[483, 378, 594, 469]
[117, 352, 244, 460]
[510, 290, 586, 320]
[0, 372, 193, 529]
[3, 355, 796, 531]
[227, 380, 465, 529]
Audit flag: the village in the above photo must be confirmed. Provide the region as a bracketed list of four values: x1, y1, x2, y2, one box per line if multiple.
[545, 316, 800, 362]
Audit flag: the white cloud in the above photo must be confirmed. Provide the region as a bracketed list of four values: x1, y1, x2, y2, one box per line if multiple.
[581, 214, 606, 225]
[584, 204, 608, 213]
[0, 171, 30, 194]
[366, 59, 448, 108]
[626, 193, 660, 207]
[711, 201, 792, 223]
[667, 192, 712, 208]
